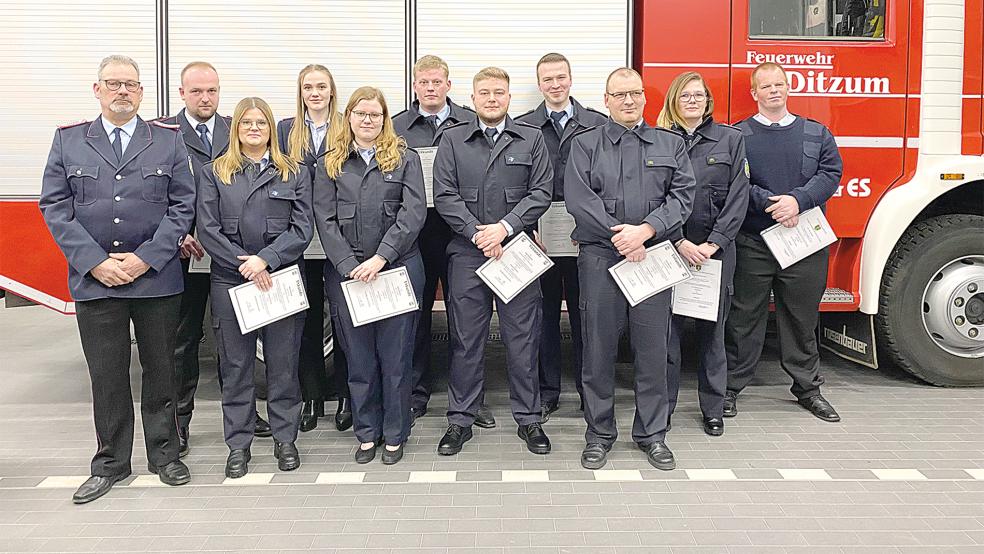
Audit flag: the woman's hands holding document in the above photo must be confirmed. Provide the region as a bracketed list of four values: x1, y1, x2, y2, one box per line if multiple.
[350, 255, 387, 283]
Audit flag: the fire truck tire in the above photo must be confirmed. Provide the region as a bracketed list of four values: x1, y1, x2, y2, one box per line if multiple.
[876, 214, 984, 386]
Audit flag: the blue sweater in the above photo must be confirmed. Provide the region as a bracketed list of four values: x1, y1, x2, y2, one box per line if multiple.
[737, 116, 843, 235]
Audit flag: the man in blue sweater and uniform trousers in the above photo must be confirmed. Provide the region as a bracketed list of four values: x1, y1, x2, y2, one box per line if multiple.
[724, 62, 843, 423]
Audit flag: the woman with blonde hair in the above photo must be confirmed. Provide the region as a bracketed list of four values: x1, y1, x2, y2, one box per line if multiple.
[657, 72, 748, 437]
[314, 86, 426, 464]
[276, 64, 352, 434]
[197, 97, 312, 478]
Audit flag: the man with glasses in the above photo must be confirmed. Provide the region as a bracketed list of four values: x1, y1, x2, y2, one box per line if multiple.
[159, 62, 273, 455]
[433, 67, 553, 456]
[516, 52, 607, 421]
[564, 68, 695, 470]
[40, 55, 196, 503]
[392, 56, 494, 428]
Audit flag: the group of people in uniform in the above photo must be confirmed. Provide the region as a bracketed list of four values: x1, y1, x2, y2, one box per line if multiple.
[39, 52, 843, 504]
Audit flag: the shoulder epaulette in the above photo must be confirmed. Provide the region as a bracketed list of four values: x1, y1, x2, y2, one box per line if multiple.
[150, 120, 180, 130]
[392, 108, 409, 119]
[583, 106, 606, 116]
[443, 120, 469, 130]
[653, 126, 679, 135]
[516, 108, 536, 119]
[458, 104, 475, 113]
[718, 122, 741, 131]
[514, 120, 540, 130]
[57, 120, 88, 129]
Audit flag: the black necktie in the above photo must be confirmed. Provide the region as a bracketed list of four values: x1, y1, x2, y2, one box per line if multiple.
[197, 123, 212, 156]
[112, 128, 124, 162]
[771, 122, 781, 127]
[549, 111, 566, 137]
[484, 126, 498, 147]
[425, 115, 439, 132]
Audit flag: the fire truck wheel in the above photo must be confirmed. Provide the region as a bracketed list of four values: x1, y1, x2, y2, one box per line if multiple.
[877, 214, 984, 386]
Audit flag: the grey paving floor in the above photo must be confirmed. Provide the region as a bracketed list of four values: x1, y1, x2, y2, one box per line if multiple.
[1, 302, 983, 553]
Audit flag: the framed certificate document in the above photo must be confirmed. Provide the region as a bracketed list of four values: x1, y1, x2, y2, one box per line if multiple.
[671, 258, 722, 321]
[760, 206, 837, 269]
[341, 266, 420, 327]
[538, 201, 578, 257]
[608, 241, 692, 307]
[228, 265, 310, 334]
[476, 232, 555, 304]
[415, 146, 439, 208]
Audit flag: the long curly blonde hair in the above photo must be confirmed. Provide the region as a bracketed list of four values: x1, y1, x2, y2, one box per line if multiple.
[323, 87, 406, 179]
[213, 97, 298, 184]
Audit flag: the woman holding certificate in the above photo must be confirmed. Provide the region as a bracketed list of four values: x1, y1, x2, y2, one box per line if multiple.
[198, 97, 312, 478]
[314, 87, 426, 465]
[657, 72, 749, 437]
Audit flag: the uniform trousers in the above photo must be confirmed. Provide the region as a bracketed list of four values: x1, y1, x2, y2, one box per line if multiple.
[538, 256, 583, 406]
[410, 210, 452, 411]
[578, 248, 672, 448]
[210, 268, 302, 450]
[445, 247, 542, 427]
[325, 255, 424, 445]
[298, 258, 350, 403]
[667, 245, 736, 419]
[75, 294, 182, 477]
[174, 258, 211, 430]
[725, 232, 827, 399]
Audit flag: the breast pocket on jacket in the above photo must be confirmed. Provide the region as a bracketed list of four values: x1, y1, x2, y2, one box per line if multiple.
[268, 182, 298, 219]
[503, 151, 532, 184]
[141, 165, 171, 203]
[67, 165, 99, 205]
[644, 156, 677, 204]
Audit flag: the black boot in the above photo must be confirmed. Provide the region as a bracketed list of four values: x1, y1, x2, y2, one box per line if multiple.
[335, 397, 353, 432]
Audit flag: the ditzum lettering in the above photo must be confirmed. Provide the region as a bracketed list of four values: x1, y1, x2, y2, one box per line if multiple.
[747, 51, 891, 95]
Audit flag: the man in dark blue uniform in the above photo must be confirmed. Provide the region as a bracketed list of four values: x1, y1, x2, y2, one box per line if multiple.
[565, 68, 696, 470]
[392, 55, 497, 429]
[39, 55, 195, 503]
[724, 62, 843, 423]
[516, 52, 607, 419]
[433, 67, 554, 456]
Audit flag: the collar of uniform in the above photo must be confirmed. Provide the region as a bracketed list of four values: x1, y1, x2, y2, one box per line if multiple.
[101, 114, 138, 141]
[467, 116, 518, 142]
[753, 112, 796, 127]
[679, 116, 720, 142]
[604, 118, 653, 144]
[415, 100, 452, 124]
[543, 100, 574, 122]
[183, 109, 216, 137]
[304, 111, 330, 132]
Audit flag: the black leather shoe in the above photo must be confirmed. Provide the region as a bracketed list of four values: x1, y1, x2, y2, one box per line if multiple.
[723, 391, 738, 418]
[702, 417, 725, 436]
[274, 441, 301, 471]
[540, 401, 559, 423]
[225, 449, 250, 479]
[178, 426, 189, 458]
[639, 441, 676, 470]
[354, 440, 380, 464]
[798, 394, 841, 422]
[517, 423, 551, 455]
[149, 460, 191, 486]
[72, 473, 129, 504]
[410, 406, 427, 427]
[438, 424, 473, 456]
[335, 397, 353, 432]
[299, 400, 323, 433]
[474, 404, 496, 429]
[381, 443, 404, 465]
[580, 443, 610, 470]
[254, 411, 273, 437]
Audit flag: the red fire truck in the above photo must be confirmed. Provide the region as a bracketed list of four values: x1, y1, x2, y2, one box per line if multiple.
[1, 0, 981, 385]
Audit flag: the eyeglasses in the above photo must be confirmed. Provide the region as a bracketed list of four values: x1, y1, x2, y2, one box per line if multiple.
[606, 90, 645, 101]
[239, 119, 269, 129]
[102, 79, 141, 92]
[679, 92, 707, 102]
[352, 110, 384, 122]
